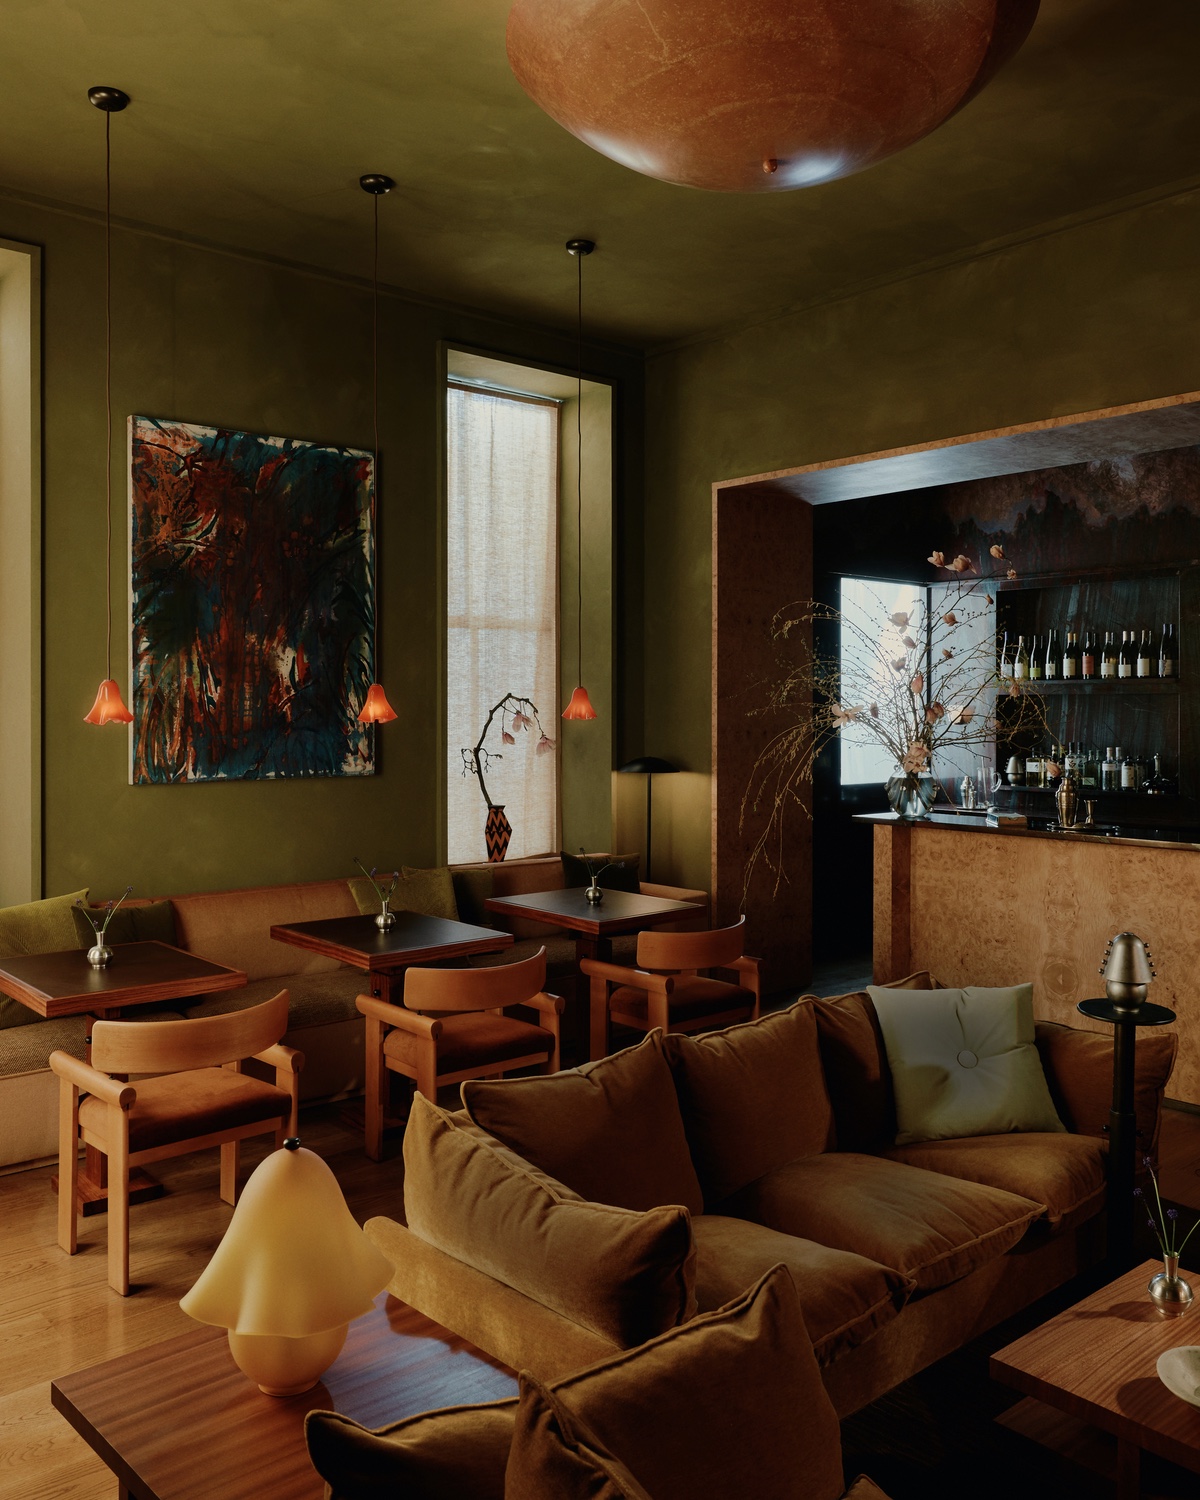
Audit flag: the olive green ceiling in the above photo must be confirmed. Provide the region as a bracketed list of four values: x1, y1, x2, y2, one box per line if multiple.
[0, 0, 1197, 350]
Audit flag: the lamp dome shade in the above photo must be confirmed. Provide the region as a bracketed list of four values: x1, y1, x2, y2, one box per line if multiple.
[357, 682, 399, 724]
[181, 1144, 393, 1338]
[506, 0, 1040, 193]
[562, 685, 598, 721]
[84, 678, 134, 724]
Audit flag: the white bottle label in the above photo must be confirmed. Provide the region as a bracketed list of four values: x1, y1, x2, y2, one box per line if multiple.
[1045, 660, 1058, 679]
[1162, 658, 1175, 677]
[1121, 763, 1136, 788]
[1101, 659, 1115, 679]
[1118, 663, 1132, 678]
[1014, 661, 1027, 680]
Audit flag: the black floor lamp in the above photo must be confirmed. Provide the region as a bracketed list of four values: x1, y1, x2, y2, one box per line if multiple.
[617, 757, 678, 882]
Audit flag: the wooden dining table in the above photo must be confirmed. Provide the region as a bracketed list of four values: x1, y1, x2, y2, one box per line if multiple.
[0, 941, 247, 1213]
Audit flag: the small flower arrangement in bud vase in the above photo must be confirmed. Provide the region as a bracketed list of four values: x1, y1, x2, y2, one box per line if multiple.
[461, 693, 555, 863]
[1137, 1157, 1196, 1314]
[354, 859, 400, 931]
[578, 847, 615, 906]
[75, 887, 133, 969]
[741, 542, 1048, 897]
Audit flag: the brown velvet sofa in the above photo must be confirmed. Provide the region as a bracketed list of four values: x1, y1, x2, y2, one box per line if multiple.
[0, 857, 707, 1170]
[366, 973, 1177, 1419]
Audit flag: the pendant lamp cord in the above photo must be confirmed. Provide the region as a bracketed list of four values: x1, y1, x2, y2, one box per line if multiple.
[576, 248, 583, 685]
[104, 107, 114, 682]
[372, 190, 381, 677]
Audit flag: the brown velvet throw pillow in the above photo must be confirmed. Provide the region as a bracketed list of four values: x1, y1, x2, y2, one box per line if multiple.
[403, 1094, 696, 1348]
[1036, 1020, 1176, 1160]
[505, 1376, 652, 1500]
[462, 1031, 704, 1216]
[663, 1002, 834, 1208]
[551, 1265, 846, 1500]
[304, 1399, 517, 1500]
[71, 899, 178, 951]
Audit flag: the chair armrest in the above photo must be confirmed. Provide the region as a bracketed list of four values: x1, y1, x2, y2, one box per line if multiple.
[48, 1050, 136, 1109]
[579, 959, 673, 993]
[728, 955, 761, 981]
[1035, 1020, 1177, 1156]
[523, 991, 565, 1017]
[253, 1042, 304, 1074]
[356, 993, 443, 1039]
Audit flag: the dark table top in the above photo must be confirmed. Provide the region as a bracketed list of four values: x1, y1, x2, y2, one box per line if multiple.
[484, 886, 700, 937]
[0, 941, 246, 1019]
[270, 910, 512, 970]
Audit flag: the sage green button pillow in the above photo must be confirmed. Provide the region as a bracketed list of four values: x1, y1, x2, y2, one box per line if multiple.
[868, 983, 1065, 1145]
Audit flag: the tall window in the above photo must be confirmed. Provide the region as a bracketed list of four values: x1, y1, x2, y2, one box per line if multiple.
[446, 385, 559, 863]
[839, 577, 922, 786]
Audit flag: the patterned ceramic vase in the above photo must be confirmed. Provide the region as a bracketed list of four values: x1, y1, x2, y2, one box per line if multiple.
[485, 804, 513, 863]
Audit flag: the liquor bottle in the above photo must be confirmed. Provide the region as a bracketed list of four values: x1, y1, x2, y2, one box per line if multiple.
[1080, 745, 1099, 789]
[1013, 635, 1029, 680]
[1117, 631, 1134, 679]
[1159, 622, 1177, 679]
[1101, 631, 1118, 679]
[1081, 629, 1096, 680]
[1025, 744, 1044, 788]
[1064, 742, 1081, 780]
[1120, 748, 1138, 790]
[1142, 753, 1177, 796]
[1029, 633, 1044, 681]
[1101, 746, 1119, 791]
[1136, 628, 1154, 678]
[1062, 631, 1079, 680]
[1044, 629, 1060, 680]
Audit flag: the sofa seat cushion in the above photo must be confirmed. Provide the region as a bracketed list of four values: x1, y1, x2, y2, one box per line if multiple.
[691, 1215, 911, 1365]
[882, 1131, 1107, 1230]
[182, 969, 366, 1028]
[0, 1014, 88, 1075]
[403, 1095, 696, 1349]
[171, 879, 359, 981]
[609, 975, 755, 1027]
[664, 1003, 834, 1208]
[722, 1152, 1042, 1291]
[385, 1011, 553, 1074]
[80, 1067, 290, 1153]
[469, 935, 579, 972]
[463, 1032, 704, 1216]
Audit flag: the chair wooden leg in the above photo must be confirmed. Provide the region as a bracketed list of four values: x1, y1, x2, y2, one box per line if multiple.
[646, 990, 671, 1033]
[57, 1080, 79, 1255]
[414, 1041, 438, 1102]
[364, 1015, 386, 1162]
[108, 1122, 130, 1296]
[219, 1140, 238, 1206]
[589, 975, 611, 1061]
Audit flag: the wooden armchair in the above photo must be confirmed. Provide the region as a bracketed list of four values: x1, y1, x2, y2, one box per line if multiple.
[582, 917, 761, 1060]
[50, 990, 302, 1296]
[355, 946, 563, 1160]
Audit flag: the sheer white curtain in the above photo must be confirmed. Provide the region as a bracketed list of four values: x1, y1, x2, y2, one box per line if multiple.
[446, 386, 559, 863]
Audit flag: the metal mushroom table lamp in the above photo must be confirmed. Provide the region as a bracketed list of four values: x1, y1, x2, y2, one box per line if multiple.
[1077, 932, 1175, 1271]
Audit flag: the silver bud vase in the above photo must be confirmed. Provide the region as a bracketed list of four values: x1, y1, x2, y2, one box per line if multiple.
[584, 883, 604, 905]
[375, 900, 396, 931]
[86, 942, 114, 969]
[1148, 1254, 1194, 1316]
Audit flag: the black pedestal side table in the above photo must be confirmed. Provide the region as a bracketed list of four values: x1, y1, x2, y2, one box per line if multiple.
[1077, 994, 1176, 1270]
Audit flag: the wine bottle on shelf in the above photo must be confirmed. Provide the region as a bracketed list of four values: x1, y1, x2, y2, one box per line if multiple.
[1142, 753, 1177, 796]
[1025, 745, 1044, 788]
[1081, 629, 1096, 679]
[1159, 622, 1177, 679]
[1120, 748, 1138, 790]
[1044, 629, 1060, 680]
[1117, 631, 1134, 679]
[1062, 630, 1079, 679]
[1136, 628, 1154, 678]
[1013, 635, 1029, 680]
[1029, 633, 1044, 681]
[1101, 631, 1118, 679]
[1101, 747, 1119, 792]
[999, 630, 1012, 677]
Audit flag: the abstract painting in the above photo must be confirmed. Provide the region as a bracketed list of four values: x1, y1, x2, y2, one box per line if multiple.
[128, 416, 376, 783]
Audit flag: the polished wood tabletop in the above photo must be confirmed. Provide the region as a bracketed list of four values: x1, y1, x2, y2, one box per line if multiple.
[484, 886, 699, 937]
[991, 1260, 1200, 1496]
[0, 941, 246, 1020]
[270, 911, 512, 971]
[51, 1294, 518, 1500]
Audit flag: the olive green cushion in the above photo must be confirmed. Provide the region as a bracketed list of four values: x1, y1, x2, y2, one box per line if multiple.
[349, 866, 459, 923]
[560, 852, 640, 893]
[869, 983, 1065, 1146]
[0, 889, 89, 1029]
[71, 899, 178, 951]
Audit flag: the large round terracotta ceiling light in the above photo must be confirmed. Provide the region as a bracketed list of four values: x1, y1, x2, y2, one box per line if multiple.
[506, 0, 1040, 193]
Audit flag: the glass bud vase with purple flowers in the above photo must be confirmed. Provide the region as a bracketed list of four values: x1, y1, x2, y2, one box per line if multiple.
[1137, 1156, 1196, 1316]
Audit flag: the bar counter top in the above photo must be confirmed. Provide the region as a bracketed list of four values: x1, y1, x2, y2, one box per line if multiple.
[854, 810, 1200, 854]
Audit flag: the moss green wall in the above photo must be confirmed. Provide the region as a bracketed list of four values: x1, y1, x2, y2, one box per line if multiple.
[644, 188, 1200, 893]
[0, 194, 642, 901]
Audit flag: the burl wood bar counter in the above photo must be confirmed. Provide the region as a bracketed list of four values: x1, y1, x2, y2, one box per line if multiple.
[859, 812, 1196, 1104]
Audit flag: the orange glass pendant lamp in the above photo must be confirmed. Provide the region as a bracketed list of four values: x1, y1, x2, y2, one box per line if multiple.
[355, 173, 399, 726]
[84, 86, 134, 726]
[562, 239, 598, 723]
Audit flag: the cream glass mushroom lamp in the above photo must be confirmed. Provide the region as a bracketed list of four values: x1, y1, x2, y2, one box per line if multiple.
[180, 1139, 393, 1396]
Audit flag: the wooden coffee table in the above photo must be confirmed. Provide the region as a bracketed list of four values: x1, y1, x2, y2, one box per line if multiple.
[0, 942, 246, 1214]
[991, 1260, 1200, 1498]
[51, 1294, 518, 1500]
